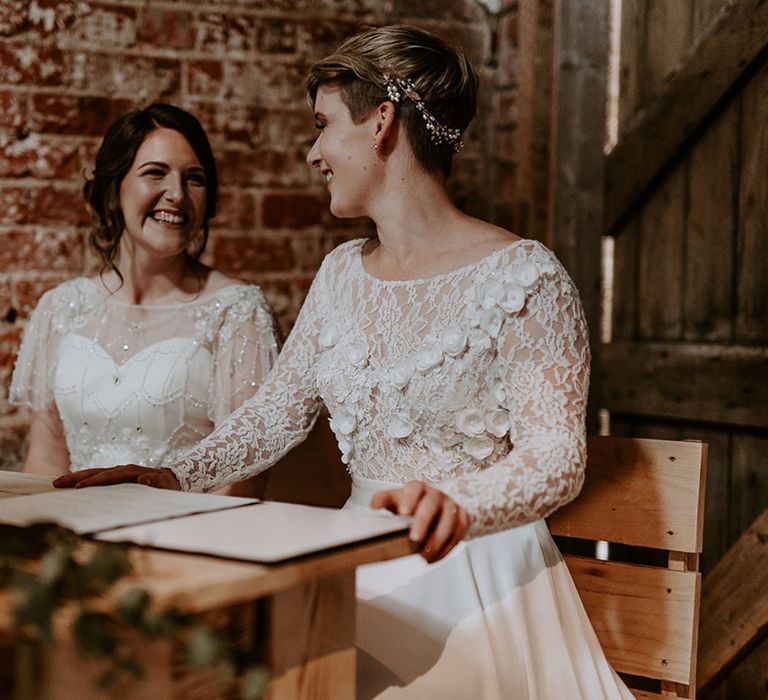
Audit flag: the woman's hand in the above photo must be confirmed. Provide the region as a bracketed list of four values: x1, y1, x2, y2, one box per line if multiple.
[53, 465, 181, 490]
[370, 480, 470, 563]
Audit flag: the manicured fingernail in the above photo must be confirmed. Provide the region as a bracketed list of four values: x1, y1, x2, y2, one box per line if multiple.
[410, 530, 419, 542]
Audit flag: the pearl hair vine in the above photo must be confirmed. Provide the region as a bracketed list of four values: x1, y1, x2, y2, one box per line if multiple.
[383, 74, 464, 152]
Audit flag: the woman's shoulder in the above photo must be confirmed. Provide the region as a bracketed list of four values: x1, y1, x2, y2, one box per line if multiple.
[196, 272, 276, 338]
[204, 284, 272, 320]
[32, 277, 101, 316]
[491, 237, 565, 281]
[322, 238, 368, 266]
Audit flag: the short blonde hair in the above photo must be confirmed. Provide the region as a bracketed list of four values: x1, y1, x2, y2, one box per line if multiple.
[306, 25, 478, 176]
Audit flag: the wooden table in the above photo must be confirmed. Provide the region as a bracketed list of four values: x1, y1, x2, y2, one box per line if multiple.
[2, 528, 414, 700]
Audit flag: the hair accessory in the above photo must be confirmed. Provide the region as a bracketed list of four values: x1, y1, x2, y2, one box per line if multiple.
[383, 74, 464, 152]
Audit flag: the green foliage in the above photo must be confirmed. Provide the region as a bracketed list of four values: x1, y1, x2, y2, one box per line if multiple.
[0, 523, 268, 698]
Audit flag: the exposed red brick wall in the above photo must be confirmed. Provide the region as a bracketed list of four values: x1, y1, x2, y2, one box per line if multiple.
[0, 0, 544, 469]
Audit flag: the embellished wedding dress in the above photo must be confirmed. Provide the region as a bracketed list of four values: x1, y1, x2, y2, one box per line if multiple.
[9, 279, 279, 471]
[167, 238, 634, 699]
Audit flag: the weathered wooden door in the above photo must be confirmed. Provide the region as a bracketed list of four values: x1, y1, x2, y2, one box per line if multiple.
[599, 1, 768, 696]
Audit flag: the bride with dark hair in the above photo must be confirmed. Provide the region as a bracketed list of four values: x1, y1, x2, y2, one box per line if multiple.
[11, 103, 279, 495]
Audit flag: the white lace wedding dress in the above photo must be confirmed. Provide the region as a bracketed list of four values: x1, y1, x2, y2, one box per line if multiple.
[9, 279, 279, 470]
[167, 238, 635, 699]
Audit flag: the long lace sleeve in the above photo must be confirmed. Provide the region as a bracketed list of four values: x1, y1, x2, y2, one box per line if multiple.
[169, 270, 328, 492]
[208, 286, 281, 424]
[440, 264, 590, 538]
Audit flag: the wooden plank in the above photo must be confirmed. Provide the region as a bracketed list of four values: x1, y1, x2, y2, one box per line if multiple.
[600, 342, 768, 428]
[680, 425, 731, 575]
[550, 0, 609, 431]
[684, 101, 738, 342]
[564, 556, 699, 685]
[618, 0, 648, 129]
[549, 437, 706, 553]
[606, 0, 768, 232]
[121, 533, 414, 614]
[628, 419, 681, 441]
[517, 0, 555, 243]
[266, 571, 355, 700]
[637, 164, 685, 340]
[264, 419, 350, 508]
[644, 0, 695, 90]
[608, 414, 635, 437]
[730, 433, 768, 543]
[722, 636, 768, 700]
[698, 508, 768, 693]
[692, 1, 729, 41]
[736, 59, 768, 342]
[610, 219, 639, 340]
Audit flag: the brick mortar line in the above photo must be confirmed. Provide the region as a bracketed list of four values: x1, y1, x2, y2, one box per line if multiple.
[64, 1, 486, 23]
[0, 47, 307, 65]
[0, 83, 298, 99]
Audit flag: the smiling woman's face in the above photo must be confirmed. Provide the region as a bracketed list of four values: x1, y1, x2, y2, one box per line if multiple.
[306, 85, 381, 219]
[118, 127, 207, 261]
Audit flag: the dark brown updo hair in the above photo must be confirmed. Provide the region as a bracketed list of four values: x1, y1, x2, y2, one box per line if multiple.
[306, 25, 478, 177]
[83, 103, 218, 279]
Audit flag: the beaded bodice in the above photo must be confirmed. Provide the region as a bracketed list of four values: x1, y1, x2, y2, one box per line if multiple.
[171, 239, 590, 538]
[10, 279, 279, 470]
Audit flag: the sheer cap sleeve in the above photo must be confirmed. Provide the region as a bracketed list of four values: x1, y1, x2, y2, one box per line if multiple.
[440, 257, 590, 538]
[208, 285, 281, 424]
[168, 257, 334, 492]
[9, 280, 87, 411]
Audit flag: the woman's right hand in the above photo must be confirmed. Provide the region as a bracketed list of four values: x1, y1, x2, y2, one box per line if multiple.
[53, 465, 181, 490]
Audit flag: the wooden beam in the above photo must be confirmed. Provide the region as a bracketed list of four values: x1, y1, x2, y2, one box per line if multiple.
[698, 508, 768, 694]
[605, 0, 768, 232]
[550, 0, 609, 431]
[600, 342, 768, 428]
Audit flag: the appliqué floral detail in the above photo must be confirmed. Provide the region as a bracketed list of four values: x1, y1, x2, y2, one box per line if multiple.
[331, 380, 351, 403]
[462, 435, 495, 460]
[485, 409, 511, 438]
[414, 343, 443, 372]
[455, 408, 486, 437]
[319, 322, 341, 349]
[505, 261, 540, 289]
[387, 412, 414, 439]
[332, 409, 357, 435]
[494, 383, 508, 405]
[468, 327, 492, 350]
[479, 307, 504, 338]
[441, 325, 467, 357]
[337, 435, 354, 464]
[498, 284, 526, 313]
[477, 279, 505, 310]
[343, 340, 369, 368]
[428, 441, 448, 456]
[388, 362, 413, 390]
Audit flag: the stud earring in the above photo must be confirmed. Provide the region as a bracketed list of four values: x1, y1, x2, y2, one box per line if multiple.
[372, 142, 378, 151]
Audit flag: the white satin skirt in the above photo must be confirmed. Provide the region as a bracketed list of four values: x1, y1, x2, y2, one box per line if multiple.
[344, 476, 636, 700]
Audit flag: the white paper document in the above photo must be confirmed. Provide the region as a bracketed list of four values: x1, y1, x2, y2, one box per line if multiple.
[0, 471, 58, 497]
[98, 501, 411, 562]
[0, 484, 257, 534]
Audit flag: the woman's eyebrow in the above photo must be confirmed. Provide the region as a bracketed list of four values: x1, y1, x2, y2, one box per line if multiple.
[137, 161, 204, 171]
[137, 160, 169, 168]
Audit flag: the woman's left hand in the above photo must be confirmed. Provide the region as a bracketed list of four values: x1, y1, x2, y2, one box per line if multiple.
[370, 480, 470, 563]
